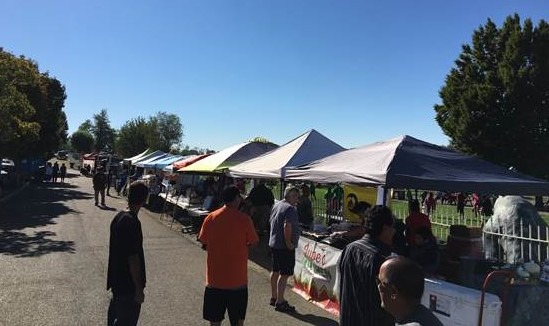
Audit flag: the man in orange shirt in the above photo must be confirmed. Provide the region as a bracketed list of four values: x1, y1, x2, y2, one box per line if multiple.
[198, 186, 259, 326]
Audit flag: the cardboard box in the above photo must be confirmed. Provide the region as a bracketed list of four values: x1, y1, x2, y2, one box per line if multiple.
[422, 278, 501, 326]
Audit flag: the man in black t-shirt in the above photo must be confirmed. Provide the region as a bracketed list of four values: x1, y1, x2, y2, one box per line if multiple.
[93, 167, 107, 206]
[246, 180, 275, 234]
[107, 181, 149, 326]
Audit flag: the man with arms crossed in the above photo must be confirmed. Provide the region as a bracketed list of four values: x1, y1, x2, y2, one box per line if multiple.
[268, 185, 300, 312]
[107, 181, 149, 326]
[199, 186, 259, 326]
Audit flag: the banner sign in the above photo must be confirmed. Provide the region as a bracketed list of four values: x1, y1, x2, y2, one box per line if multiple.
[293, 236, 342, 315]
[343, 185, 379, 223]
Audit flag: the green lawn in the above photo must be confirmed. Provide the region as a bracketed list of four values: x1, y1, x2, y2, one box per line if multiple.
[296, 184, 549, 241]
[271, 182, 549, 227]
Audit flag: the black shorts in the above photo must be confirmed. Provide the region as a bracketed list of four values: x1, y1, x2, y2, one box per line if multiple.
[271, 248, 295, 276]
[203, 287, 248, 325]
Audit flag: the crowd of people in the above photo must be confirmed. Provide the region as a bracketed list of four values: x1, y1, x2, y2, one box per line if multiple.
[106, 177, 446, 325]
[43, 161, 67, 183]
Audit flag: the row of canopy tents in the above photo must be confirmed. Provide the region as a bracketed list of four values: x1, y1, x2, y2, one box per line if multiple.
[122, 129, 549, 196]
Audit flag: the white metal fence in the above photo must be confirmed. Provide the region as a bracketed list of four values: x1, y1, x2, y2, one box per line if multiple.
[311, 198, 549, 263]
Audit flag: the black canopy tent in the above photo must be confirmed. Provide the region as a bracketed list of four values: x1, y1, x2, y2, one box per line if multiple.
[285, 135, 549, 196]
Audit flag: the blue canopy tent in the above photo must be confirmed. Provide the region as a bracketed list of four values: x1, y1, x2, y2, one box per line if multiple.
[135, 153, 171, 169]
[140, 155, 186, 170]
[131, 150, 166, 166]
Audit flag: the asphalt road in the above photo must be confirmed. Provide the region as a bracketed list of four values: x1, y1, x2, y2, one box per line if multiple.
[0, 171, 339, 326]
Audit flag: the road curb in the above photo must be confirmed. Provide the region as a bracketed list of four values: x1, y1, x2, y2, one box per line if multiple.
[0, 182, 30, 205]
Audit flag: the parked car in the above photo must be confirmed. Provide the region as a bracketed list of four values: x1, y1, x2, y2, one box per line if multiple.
[55, 150, 69, 160]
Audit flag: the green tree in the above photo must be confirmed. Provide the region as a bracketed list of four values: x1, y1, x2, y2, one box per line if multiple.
[115, 117, 149, 157]
[0, 48, 67, 160]
[91, 109, 116, 152]
[435, 14, 549, 180]
[29, 75, 68, 157]
[70, 130, 94, 153]
[78, 119, 93, 133]
[146, 112, 183, 152]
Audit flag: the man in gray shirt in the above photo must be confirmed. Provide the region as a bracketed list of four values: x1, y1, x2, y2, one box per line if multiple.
[268, 185, 300, 313]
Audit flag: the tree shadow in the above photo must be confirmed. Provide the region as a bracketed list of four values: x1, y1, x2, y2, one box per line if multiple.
[0, 230, 75, 257]
[0, 184, 86, 256]
[285, 310, 339, 325]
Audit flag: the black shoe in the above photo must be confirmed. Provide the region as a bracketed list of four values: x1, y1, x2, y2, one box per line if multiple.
[269, 298, 276, 306]
[275, 301, 295, 312]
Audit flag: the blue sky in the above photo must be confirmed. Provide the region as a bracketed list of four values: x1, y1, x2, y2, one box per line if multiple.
[1, 1, 548, 151]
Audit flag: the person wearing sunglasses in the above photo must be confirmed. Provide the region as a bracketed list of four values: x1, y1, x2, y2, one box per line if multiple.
[378, 257, 442, 326]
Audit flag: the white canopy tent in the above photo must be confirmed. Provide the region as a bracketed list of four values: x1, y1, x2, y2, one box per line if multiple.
[179, 141, 278, 174]
[227, 129, 345, 179]
[122, 149, 149, 164]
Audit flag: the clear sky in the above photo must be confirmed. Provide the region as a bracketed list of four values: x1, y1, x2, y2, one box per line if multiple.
[1, 1, 548, 151]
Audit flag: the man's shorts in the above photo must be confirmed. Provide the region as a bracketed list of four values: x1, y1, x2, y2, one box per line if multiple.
[203, 287, 248, 324]
[271, 248, 296, 276]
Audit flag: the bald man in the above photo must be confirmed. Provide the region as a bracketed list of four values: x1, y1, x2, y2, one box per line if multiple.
[377, 257, 442, 326]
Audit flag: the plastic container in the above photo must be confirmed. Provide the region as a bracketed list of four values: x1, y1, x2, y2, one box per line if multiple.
[422, 278, 502, 326]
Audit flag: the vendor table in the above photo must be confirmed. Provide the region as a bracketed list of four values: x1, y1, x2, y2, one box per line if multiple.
[160, 193, 209, 232]
[293, 235, 506, 326]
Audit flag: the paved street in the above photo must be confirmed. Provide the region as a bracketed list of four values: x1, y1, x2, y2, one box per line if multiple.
[0, 170, 338, 326]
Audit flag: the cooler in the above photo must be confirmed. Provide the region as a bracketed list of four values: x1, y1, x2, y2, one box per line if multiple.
[422, 278, 502, 326]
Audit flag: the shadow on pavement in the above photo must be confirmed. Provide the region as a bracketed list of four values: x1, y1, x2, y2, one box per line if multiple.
[99, 205, 117, 211]
[0, 183, 88, 257]
[0, 230, 75, 257]
[248, 235, 274, 271]
[286, 310, 339, 325]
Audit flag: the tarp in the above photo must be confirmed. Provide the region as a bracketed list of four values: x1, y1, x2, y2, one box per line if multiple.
[179, 141, 278, 174]
[172, 154, 211, 171]
[82, 152, 97, 160]
[131, 150, 166, 165]
[135, 153, 170, 168]
[137, 154, 185, 169]
[123, 148, 150, 163]
[285, 135, 549, 195]
[227, 129, 345, 179]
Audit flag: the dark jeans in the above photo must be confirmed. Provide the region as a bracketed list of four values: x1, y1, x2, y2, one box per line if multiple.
[107, 295, 141, 326]
[95, 189, 105, 205]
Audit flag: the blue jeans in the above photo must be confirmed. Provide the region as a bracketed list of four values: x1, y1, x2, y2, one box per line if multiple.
[107, 295, 141, 326]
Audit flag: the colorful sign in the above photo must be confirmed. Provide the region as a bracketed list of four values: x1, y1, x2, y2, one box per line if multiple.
[293, 236, 342, 315]
[343, 185, 380, 223]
